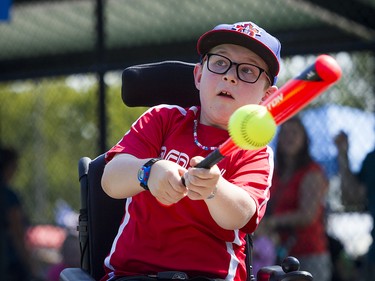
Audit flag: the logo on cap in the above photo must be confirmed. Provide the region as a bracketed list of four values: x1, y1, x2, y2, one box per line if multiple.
[231, 23, 261, 38]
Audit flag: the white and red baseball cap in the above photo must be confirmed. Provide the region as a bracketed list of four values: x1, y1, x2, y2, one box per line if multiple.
[197, 21, 281, 85]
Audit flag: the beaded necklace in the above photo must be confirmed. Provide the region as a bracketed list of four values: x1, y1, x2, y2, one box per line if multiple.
[193, 119, 218, 151]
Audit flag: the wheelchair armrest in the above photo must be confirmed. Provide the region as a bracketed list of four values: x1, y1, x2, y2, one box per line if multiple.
[257, 265, 285, 281]
[257, 256, 313, 281]
[60, 268, 95, 281]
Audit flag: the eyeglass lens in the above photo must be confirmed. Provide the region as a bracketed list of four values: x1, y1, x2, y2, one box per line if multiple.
[206, 54, 264, 84]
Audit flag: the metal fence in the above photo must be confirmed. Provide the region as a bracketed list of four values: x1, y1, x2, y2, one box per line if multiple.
[0, 1, 374, 281]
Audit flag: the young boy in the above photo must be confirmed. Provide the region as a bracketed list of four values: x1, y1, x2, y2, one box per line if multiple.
[101, 21, 281, 281]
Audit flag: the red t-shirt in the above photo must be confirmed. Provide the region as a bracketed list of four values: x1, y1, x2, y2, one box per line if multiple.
[269, 162, 328, 256]
[102, 105, 274, 281]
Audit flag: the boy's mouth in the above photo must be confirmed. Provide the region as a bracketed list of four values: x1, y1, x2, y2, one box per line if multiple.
[218, 91, 234, 99]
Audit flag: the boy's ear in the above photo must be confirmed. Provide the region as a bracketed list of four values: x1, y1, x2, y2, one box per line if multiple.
[261, 85, 278, 102]
[193, 63, 203, 90]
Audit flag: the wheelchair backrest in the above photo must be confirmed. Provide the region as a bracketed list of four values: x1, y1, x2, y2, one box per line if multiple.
[79, 155, 125, 280]
[80, 61, 199, 280]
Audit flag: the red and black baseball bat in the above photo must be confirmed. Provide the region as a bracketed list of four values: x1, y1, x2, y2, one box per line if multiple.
[195, 54, 342, 169]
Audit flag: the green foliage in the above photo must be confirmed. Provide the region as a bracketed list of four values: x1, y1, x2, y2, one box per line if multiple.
[106, 83, 147, 146]
[0, 76, 149, 224]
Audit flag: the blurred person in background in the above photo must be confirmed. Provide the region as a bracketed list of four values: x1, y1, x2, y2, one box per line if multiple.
[0, 146, 38, 281]
[263, 116, 332, 281]
[335, 131, 375, 281]
[252, 219, 277, 277]
[47, 233, 80, 281]
[327, 233, 356, 281]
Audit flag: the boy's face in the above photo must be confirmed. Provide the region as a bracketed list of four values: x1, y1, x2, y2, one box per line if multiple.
[194, 44, 277, 130]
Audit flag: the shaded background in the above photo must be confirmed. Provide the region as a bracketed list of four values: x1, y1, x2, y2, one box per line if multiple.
[0, 0, 374, 280]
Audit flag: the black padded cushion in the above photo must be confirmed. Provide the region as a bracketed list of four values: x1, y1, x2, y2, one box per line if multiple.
[87, 154, 125, 280]
[122, 61, 200, 108]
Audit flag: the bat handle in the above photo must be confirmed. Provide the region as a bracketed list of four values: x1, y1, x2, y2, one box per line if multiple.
[195, 149, 225, 168]
[181, 149, 224, 186]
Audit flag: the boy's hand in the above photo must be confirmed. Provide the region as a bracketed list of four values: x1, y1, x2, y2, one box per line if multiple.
[148, 160, 188, 205]
[184, 156, 221, 200]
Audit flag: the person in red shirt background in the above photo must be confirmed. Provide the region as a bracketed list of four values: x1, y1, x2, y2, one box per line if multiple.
[263, 116, 332, 281]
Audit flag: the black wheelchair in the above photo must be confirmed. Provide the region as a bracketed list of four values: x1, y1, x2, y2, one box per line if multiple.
[60, 61, 313, 281]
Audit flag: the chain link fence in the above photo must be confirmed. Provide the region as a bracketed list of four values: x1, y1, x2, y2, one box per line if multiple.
[0, 1, 374, 281]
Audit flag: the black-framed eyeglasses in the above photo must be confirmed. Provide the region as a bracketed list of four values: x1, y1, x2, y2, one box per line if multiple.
[204, 53, 271, 84]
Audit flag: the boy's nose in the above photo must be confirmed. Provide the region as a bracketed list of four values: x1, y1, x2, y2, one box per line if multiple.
[222, 66, 238, 84]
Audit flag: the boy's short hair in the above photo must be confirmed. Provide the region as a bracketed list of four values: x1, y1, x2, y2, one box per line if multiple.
[197, 21, 281, 85]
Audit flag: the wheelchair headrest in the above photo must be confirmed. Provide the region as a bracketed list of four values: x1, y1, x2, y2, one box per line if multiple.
[122, 61, 200, 108]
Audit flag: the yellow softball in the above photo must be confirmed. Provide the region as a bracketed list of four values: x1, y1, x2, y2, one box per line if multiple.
[228, 104, 276, 150]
